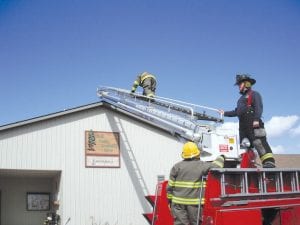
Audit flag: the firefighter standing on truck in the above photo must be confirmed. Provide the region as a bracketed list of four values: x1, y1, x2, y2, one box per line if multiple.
[219, 74, 276, 168]
[131, 72, 156, 97]
[167, 142, 225, 225]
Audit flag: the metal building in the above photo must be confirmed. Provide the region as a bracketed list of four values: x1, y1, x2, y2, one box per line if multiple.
[0, 101, 183, 225]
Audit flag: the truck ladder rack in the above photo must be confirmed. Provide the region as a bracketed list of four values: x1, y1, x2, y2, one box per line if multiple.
[210, 168, 300, 199]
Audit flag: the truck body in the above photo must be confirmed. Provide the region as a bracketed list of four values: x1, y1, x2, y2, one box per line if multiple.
[145, 167, 300, 225]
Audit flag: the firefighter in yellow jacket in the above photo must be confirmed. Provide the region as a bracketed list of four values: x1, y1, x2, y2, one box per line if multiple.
[167, 142, 224, 225]
[131, 72, 156, 97]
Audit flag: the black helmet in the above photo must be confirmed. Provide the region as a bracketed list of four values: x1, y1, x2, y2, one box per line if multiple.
[235, 74, 256, 85]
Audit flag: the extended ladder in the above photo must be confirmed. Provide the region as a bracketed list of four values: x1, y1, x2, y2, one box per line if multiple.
[97, 86, 223, 143]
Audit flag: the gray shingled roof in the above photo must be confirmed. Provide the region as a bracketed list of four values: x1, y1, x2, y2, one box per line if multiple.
[274, 154, 300, 168]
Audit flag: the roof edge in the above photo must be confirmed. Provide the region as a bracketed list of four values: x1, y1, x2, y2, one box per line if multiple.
[0, 101, 104, 131]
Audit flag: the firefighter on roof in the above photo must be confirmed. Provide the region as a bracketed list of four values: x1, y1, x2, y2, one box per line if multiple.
[220, 74, 276, 168]
[167, 142, 224, 225]
[131, 72, 156, 97]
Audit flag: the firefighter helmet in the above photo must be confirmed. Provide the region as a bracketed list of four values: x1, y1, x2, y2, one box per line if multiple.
[181, 142, 200, 159]
[235, 74, 256, 85]
[140, 71, 150, 77]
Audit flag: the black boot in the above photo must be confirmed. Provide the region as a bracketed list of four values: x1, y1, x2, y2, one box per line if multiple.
[263, 161, 276, 168]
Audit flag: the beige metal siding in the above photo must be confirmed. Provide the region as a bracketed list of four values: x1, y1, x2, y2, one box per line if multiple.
[0, 106, 182, 225]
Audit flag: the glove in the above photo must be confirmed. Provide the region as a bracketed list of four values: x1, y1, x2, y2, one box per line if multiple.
[253, 120, 259, 128]
[219, 155, 226, 160]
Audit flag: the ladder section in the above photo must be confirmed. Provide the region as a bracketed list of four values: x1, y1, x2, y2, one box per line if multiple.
[97, 86, 223, 143]
[111, 116, 150, 196]
[210, 168, 300, 198]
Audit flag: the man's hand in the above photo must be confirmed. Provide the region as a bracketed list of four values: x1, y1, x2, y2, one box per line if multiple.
[130, 90, 135, 97]
[253, 120, 259, 128]
[168, 201, 172, 211]
[218, 109, 225, 115]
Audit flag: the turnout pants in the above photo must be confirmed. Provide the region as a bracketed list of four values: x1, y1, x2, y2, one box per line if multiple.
[142, 77, 156, 97]
[171, 203, 199, 225]
[239, 113, 275, 166]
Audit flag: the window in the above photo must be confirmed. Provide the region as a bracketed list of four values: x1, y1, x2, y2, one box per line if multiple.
[26, 192, 50, 211]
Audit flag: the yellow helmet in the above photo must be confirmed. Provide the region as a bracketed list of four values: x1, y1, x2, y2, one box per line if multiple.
[181, 142, 200, 159]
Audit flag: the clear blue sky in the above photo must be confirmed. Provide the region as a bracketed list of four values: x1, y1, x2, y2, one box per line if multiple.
[1, 0, 300, 153]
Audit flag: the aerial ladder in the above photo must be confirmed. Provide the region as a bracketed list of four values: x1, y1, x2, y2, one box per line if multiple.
[97, 86, 241, 163]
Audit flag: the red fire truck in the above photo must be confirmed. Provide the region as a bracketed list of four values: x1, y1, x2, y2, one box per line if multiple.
[144, 153, 300, 225]
[97, 87, 300, 225]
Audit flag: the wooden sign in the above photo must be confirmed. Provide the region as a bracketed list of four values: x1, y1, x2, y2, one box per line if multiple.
[85, 131, 120, 168]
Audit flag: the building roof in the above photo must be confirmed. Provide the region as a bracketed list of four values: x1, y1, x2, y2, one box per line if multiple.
[0, 101, 104, 131]
[274, 154, 300, 168]
[0, 100, 173, 135]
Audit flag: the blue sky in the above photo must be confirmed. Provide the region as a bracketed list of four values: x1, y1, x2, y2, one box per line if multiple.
[1, 0, 300, 154]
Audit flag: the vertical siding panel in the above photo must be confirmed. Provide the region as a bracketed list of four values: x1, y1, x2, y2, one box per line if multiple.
[33, 129, 39, 169]
[22, 129, 28, 168]
[35, 129, 40, 168]
[0, 137, 6, 167]
[15, 135, 20, 168]
[44, 124, 51, 169]
[38, 128, 43, 169]
[51, 121, 59, 169]
[9, 136, 16, 168]
[0, 140, 2, 166]
[28, 130, 34, 169]
[21, 131, 28, 169]
[0, 138, 5, 167]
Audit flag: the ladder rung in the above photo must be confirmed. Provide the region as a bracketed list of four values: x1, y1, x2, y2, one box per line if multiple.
[221, 191, 300, 198]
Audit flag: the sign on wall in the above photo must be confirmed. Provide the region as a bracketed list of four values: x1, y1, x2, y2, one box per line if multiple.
[85, 130, 120, 168]
[26, 192, 50, 211]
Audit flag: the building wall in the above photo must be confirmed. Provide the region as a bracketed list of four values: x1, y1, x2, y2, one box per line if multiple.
[0, 106, 182, 225]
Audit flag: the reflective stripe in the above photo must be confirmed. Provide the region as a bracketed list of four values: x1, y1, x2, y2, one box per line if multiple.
[146, 93, 155, 97]
[213, 160, 223, 168]
[260, 153, 274, 162]
[168, 180, 206, 188]
[174, 181, 206, 188]
[168, 180, 175, 186]
[141, 74, 155, 82]
[131, 81, 139, 91]
[172, 196, 201, 205]
[169, 195, 205, 205]
[167, 193, 173, 199]
[212, 156, 224, 168]
[201, 198, 205, 205]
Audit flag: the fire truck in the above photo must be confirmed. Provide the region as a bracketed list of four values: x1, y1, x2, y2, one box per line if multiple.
[97, 87, 300, 225]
